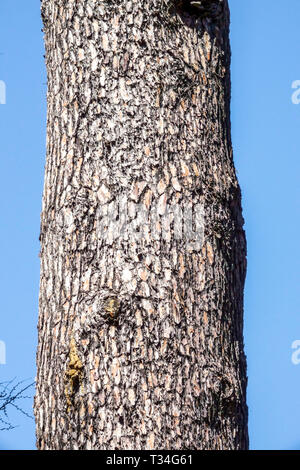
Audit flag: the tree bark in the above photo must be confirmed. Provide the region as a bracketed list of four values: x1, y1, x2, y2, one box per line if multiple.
[35, 0, 248, 450]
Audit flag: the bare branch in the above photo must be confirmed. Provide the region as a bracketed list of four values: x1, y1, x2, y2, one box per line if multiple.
[0, 379, 35, 431]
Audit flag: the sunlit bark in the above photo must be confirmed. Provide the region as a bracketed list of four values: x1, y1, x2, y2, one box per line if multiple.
[35, 0, 248, 450]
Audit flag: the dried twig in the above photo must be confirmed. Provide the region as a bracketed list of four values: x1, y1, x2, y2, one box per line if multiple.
[0, 379, 35, 431]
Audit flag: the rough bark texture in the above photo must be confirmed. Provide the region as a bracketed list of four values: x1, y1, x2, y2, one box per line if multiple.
[35, 0, 248, 450]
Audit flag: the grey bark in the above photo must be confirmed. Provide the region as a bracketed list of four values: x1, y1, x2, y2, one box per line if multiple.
[35, 0, 248, 450]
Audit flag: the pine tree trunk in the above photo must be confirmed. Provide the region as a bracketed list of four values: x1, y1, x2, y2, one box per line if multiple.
[35, 0, 248, 450]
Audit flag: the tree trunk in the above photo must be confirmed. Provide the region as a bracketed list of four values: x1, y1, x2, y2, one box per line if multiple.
[35, 0, 248, 450]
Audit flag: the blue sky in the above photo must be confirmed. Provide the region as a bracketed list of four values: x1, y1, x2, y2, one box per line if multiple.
[0, 0, 299, 450]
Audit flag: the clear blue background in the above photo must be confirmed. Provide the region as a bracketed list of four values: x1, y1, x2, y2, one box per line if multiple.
[0, 0, 299, 450]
